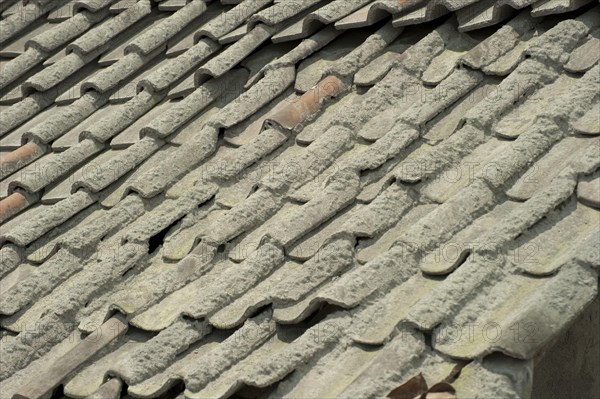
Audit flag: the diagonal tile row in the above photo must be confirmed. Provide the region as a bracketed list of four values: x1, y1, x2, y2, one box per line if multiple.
[1, 2, 599, 398]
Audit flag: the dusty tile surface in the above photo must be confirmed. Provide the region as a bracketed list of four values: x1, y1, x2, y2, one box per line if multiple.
[1, 1, 599, 398]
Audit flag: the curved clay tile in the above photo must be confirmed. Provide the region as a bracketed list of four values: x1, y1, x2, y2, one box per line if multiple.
[2, 3, 600, 399]
[456, 0, 517, 31]
[248, 0, 322, 28]
[0, 191, 36, 223]
[195, 0, 271, 41]
[67, 0, 152, 55]
[565, 32, 600, 73]
[271, 0, 371, 42]
[266, 75, 348, 130]
[0, 141, 45, 179]
[577, 172, 600, 209]
[12, 316, 128, 399]
[335, 0, 424, 29]
[531, 0, 595, 17]
[196, 24, 273, 80]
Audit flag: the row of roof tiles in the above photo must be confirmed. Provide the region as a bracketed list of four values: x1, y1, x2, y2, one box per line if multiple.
[1, 1, 599, 398]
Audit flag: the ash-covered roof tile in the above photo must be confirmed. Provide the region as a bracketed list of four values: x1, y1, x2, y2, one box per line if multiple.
[392, 2, 450, 27]
[531, 0, 596, 17]
[0, 22, 56, 58]
[565, 27, 600, 72]
[195, 0, 271, 41]
[335, 0, 418, 30]
[0, 0, 62, 47]
[7, 138, 103, 195]
[248, 0, 323, 27]
[48, 1, 75, 21]
[456, 0, 518, 31]
[577, 170, 600, 208]
[355, 203, 437, 265]
[516, 198, 599, 275]
[271, 0, 371, 42]
[2, 3, 600, 398]
[12, 316, 127, 399]
[506, 136, 595, 201]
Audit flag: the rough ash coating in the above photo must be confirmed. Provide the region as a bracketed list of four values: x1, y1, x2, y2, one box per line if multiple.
[0, 0, 599, 398]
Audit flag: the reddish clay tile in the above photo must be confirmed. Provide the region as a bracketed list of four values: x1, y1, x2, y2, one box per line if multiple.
[0, 142, 44, 178]
[0, 142, 41, 164]
[0, 192, 35, 223]
[267, 75, 348, 130]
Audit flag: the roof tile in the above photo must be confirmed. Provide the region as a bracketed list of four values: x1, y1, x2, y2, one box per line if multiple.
[80, 249, 215, 329]
[326, 21, 404, 79]
[456, 0, 517, 32]
[42, 147, 123, 203]
[9, 138, 103, 195]
[0, 1, 56, 46]
[264, 170, 359, 247]
[573, 100, 600, 135]
[196, 0, 271, 41]
[250, 0, 322, 27]
[1, 190, 96, 246]
[287, 203, 364, 260]
[163, 207, 227, 261]
[354, 38, 410, 86]
[127, 0, 207, 56]
[0, 191, 37, 223]
[25, 90, 105, 144]
[2, 3, 599, 398]
[437, 260, 596, 359]
[351, 273, 440, 345]
[0, 321, 85, 397]
[515, 198, 599, 275]
[419, 200, 519, 274]
[420, 137, 511, 203]
[564, 29, 600, 73]
[531, 0, 595, 17]
[107, 100, 168, 146]
[267, 75, 348, 131]
[293, 32, 361, 92]
[356, 203, 437, 264]
[494, 74, 578, 139]
[507, 136, 593, 201]
[393, 2, 450, 27]
[202, 188, 283, 246]
[0, 141, 45, 178]
[577, 170, 600, 208]
[214, 65, 296, 128]
[342, 182, 414, 238]
[73, 136, 162, 193]
[335, 0, 419, 30]
[272, 0, 370, 42]
[1, 22, 55, 58]
[12, 316, 127, 399]
[68, 0, 152, 55]
[86, 378, 122, 399]
[132, 245, 284, 330]
[48, 2, 75, 21]
[142, 69, 248, 139]
[82, 90, 161, 143]
[99, 144, 179, 207]
[223, 88, 296, 146]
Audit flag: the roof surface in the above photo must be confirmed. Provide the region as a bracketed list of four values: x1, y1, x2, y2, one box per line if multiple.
[1, 0, 599, 398]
